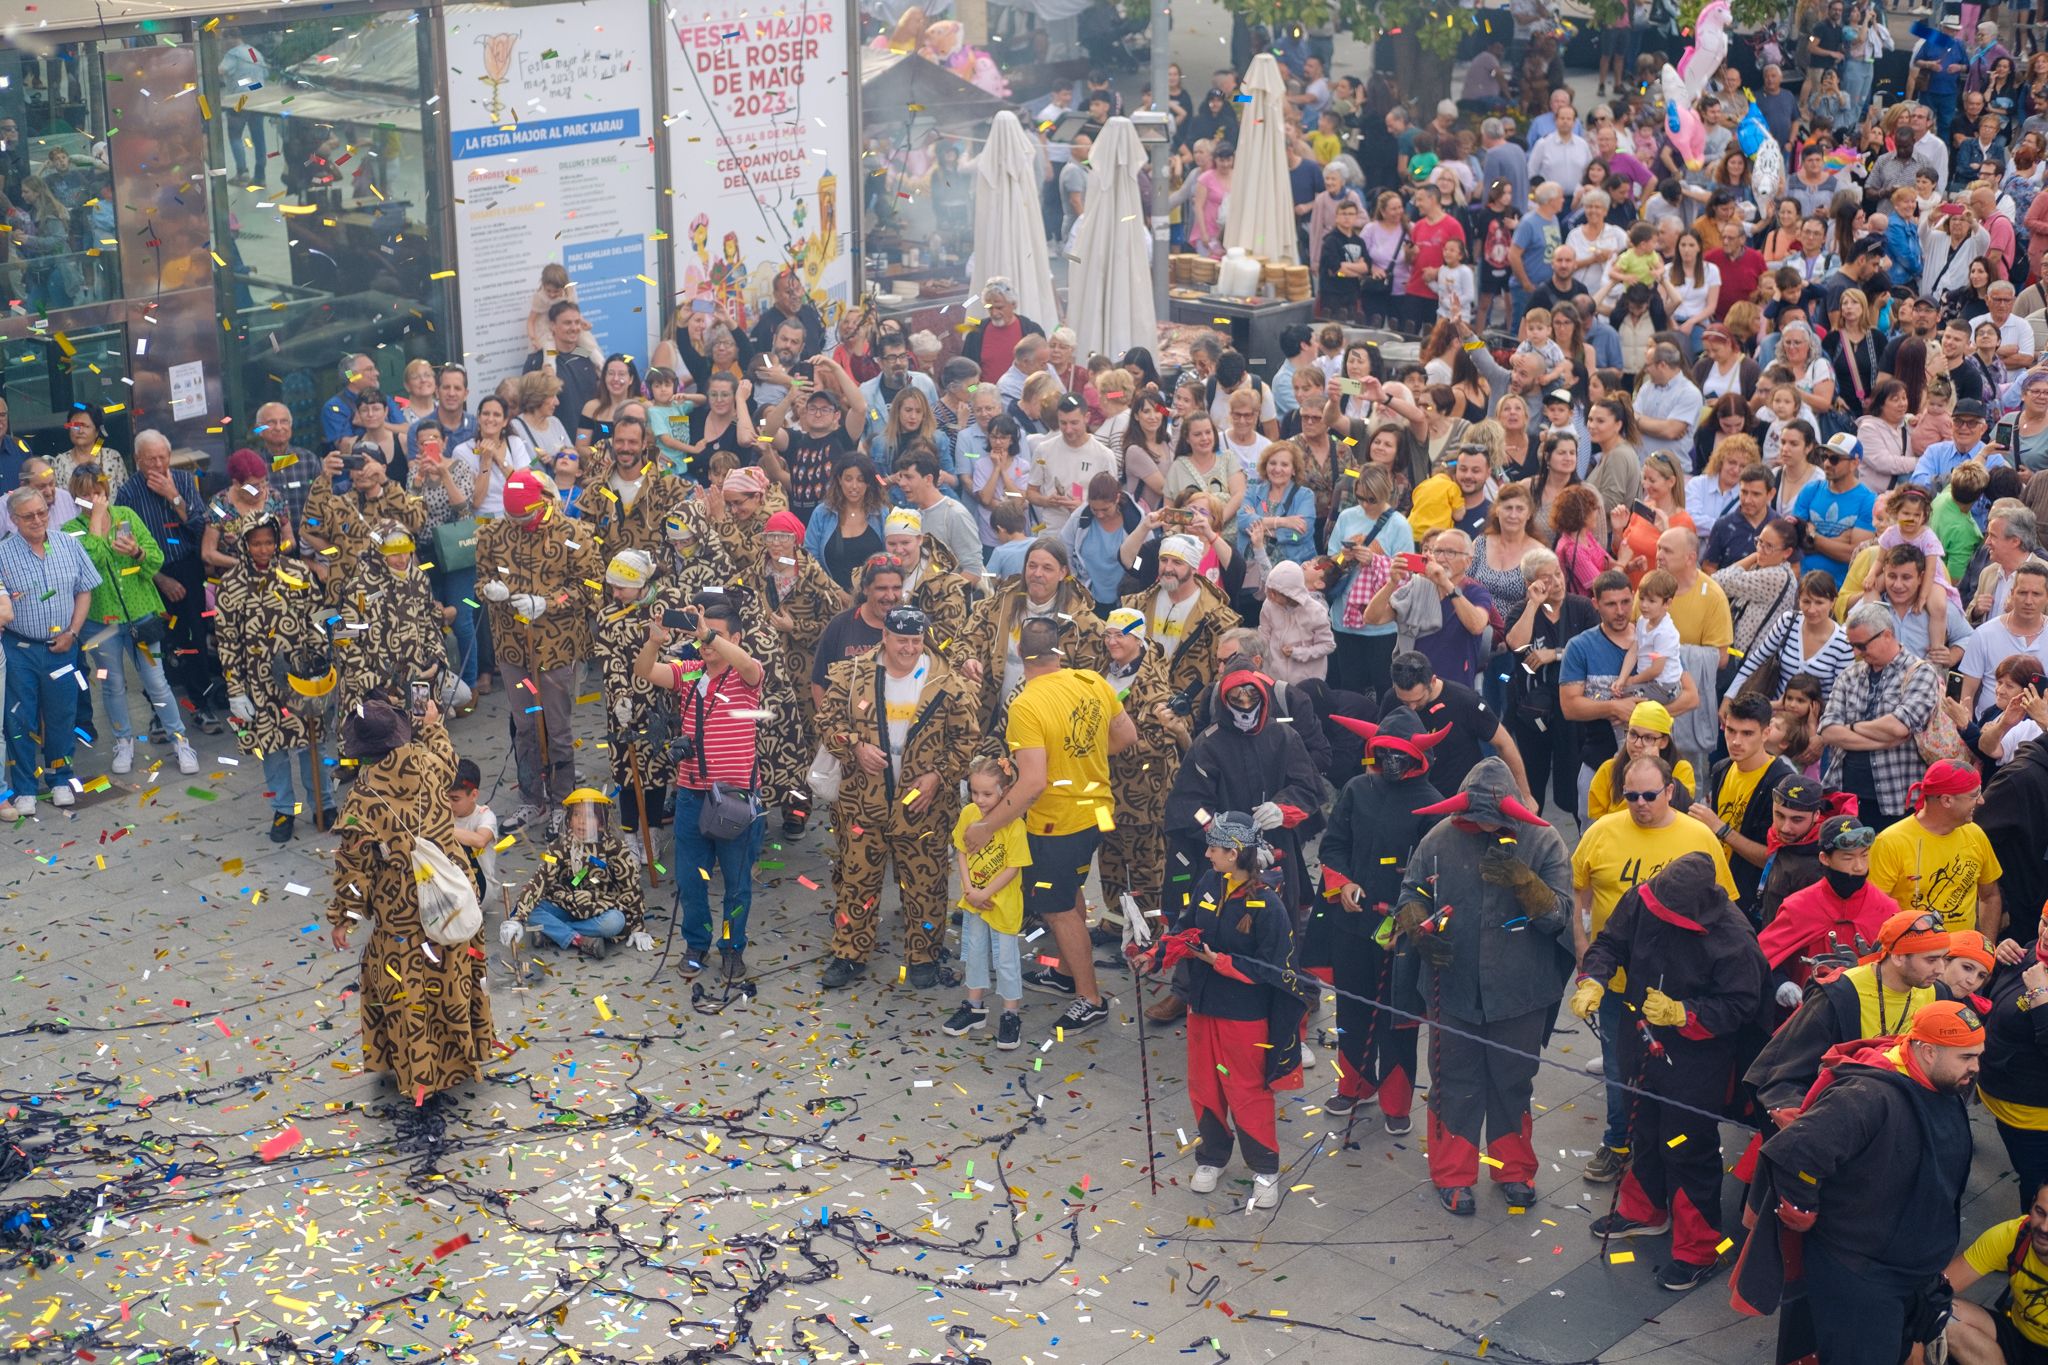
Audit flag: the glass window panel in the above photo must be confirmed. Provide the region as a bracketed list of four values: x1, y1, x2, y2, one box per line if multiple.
[0, 41, 121, 312]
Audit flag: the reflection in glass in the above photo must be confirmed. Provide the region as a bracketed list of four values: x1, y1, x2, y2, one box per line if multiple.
[0, 41, 121, 313]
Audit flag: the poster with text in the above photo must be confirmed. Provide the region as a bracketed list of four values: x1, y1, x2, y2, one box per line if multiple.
[666, 3, 854, 343]
[447, 0, 659, 387]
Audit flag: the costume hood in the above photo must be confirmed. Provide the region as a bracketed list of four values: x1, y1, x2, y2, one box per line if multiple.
[1411, 755, 1549, 826]
[1329, 705, 1452, 776]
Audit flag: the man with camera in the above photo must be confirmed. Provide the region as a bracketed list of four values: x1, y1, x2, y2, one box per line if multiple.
[635, 599, 767, 982]
[817, 604, 981, 989]
[300, 439, 427, 583]
[1118, 533, 1239, 702]
[118, 431, 224, 733]
[478, 469, 603, 835]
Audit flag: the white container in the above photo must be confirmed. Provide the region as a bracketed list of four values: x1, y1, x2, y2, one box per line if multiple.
[1216, 247, 1261, 298]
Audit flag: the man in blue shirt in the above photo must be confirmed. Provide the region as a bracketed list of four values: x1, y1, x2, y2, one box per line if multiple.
[1909, 399, 2011, 488]
[1792, 433, 1879, 586]
[860, 333, 940, 448]
[1557, 569, 1640, 816]
[321, 352, 377, 449]
[1914, 15, 1971, 137]
[0, 486, 100, 814]
[1510, 183, 1565, 325]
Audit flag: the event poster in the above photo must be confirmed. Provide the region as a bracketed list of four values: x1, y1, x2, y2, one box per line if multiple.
[446, 0, 659, 383]
[667, 4, 855, 340]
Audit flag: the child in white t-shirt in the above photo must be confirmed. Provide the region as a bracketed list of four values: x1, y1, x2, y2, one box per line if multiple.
[448, 759, 501, 898]
[1614, 569, 1683, 705]
[1434, 236, 1478, 326]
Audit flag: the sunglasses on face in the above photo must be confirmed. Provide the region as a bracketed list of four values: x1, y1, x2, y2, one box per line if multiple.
[1847, 630, 1889, 652]
[1622, 787, 1668, 804]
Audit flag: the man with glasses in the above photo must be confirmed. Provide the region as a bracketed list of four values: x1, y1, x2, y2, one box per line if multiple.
[1910, 398, 2011, 489]
[1868, 759, 2004, 937]
[1793, 433, 1878, 587]
[1362, 529, 1497, 691]
[859, 333, 938, 448]
[1817, 602, 1942, 827]
[0, 486, 100, 815]
[1570, 753, 1737, 1186]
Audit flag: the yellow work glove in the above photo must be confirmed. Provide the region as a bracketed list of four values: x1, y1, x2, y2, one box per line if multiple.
[1641, 988, 1688, 1029]
[1569, 977, 1604, 1020]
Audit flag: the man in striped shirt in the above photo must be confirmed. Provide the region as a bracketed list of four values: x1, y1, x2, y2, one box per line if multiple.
[0, 486, 100, 814]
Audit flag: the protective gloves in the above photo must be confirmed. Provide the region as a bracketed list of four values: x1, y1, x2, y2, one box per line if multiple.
[499, 919, 525, 947]
[1251, 801, 1284, 832]
[1569, 977, 1605, 1020]
[479, 580, 511, 603]
[1776, 980, 1804, 1009]
[228, 694, 256, 724]
[1641, 987, 1688, 1028]
[629, 931, 655, 952]
[510, 593, 548, 620]
[1479, 843, 1557, 917]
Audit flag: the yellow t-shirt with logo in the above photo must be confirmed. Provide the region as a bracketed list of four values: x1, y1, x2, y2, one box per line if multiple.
[1868, 815, 2004, 934]
[952, 805, 1031, 935]
[1006, 667, 1125, 836]
[1716, 758, 1772, 833]
[1965, 1218, 2048, 1347]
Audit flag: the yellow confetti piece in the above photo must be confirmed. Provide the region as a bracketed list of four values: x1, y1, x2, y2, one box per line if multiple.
[1716, 1236, 1735, 1254]
[430, 269, 457, 280]
[197, 93, 212, 119]
[1609, 1251, 1635, 1264]
[594, 994, 613, 1021]
[1666, 1134, 1687, 1147]
[1479, 1154, 1504, 1169]
[272, 1295, 314, 1313]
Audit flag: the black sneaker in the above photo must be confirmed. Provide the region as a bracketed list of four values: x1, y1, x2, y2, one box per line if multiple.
[1657, 1259, 1719, 1292]
[941, 1003, 987, 1036]
[1499, 1182, 1536, 1208]
[1438, 1185, 1476, 1216]
[781, 809, 807, 838]
[996, 1012, 1022, 1050]
[677, 955, 703, 981]
[269, 813, 295, 844]
[819, 956, 866, 989]
[1056, 997, 1109, 1032]
[1024, 966, 1076, 997]
[721, 948, 747, 981]
[1588, 1211, 1670, 1240]
[1088, 923, 1121, 948]
[1323, 1092, 1360, 1116]
[906, 961, 939, 989]
[1582, 1145, 1631, 1184]
[1384, 1113, 1413, 1136]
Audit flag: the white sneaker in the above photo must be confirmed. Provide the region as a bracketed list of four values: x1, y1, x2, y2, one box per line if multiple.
[1301, 1043, 1317, 1067]
[174, 737, 199, 775]
[111, 738, 135, 775]
[11, 796, 33, 817]
[1250, 1174, 1281, 1209]
[1584, 1052, 1606, 1076]
[50, 785, 74, 808]
[1190, 1164, 1222, 1193]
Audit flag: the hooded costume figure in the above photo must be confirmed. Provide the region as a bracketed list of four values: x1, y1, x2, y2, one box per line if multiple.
[594, 548, 684, 833]
[505, 789, 650, 960]
[325, 697, 495, 1099]
[1098, 607, 1184, 944]
[883, 509, 973, 649]
[330, 520, 451, 719]
[755, 508, 849, 833]
[215, 514, 331, 832]
[1163, 670, 1326, 924]
[1305, 708, 1448, 1128]
[1980, 738, 2048, 945]
[1143, 810, 1312, 1202]
[1394, 757, 1574, 1212]
[1731, 1001, 1983, 1365]
[1757, 819, 1900, 1000]
[1572, 853, 1771, 1283]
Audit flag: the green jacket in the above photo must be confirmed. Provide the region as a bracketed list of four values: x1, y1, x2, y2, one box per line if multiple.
[62, 506, 167, 624]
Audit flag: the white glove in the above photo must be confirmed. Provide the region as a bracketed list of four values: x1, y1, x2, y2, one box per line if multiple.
[499, 919, 525, 947]
[613, 698, 635, 728]
[479, 580, 511, 603]
[1775, 980, 1803, 1009]
[629, 931, 655, 952]
[511, 593, 547, 620]
[228, 694, 256, 723]
[1251, 801, 1284, 832]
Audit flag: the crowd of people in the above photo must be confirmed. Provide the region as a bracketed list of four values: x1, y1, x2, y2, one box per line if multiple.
[15, 13, 2048, 1360]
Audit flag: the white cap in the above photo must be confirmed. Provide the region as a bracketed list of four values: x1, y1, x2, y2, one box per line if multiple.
[1160, 534, 1204, 567]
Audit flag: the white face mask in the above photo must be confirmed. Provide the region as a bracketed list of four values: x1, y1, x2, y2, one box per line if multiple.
[1228, 704, 1260, 732]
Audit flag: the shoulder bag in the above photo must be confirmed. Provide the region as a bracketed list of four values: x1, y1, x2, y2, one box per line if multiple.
[433, 516, 478, 573]
[106, 528, 168, 649]
[1907, 657, 1973, 766]
[411, 833, 484, 945]
[1734, 609, 1795, 703]
[1720, 570, 1794, 697]
[689, 668, 763, 841]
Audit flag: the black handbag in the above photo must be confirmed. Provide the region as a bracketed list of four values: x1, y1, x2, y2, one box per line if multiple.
[1361, 223, 1407, 297]
[686, 667, 760, 842]
[106, 533, 168, 648]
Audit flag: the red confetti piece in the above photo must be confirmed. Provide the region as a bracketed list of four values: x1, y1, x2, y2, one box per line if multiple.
[257, 1125, 304, 1161]
[432, 1233, 471, 1259]
[213, 1017, 232, 1036]
[797, 875, 820, 890]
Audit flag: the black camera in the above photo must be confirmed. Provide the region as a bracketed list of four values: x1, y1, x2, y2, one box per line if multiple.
[663, 607, 700, 633]
[671, 735, 697, 764]
[1165, 681, 1204, 717]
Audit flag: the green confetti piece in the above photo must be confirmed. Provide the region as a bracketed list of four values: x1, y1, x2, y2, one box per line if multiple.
[186, 786, 217, 801]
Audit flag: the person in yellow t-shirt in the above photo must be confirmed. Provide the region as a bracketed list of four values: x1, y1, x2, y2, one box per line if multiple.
[1405, 454, 1466, 539]
[1570, 753, 1738, 1184]
[1945, 1180, 2048, 1365]
[964, 617, 1134, 1029]
[947, 756, 1034, 1050]
[1586, 700, 1697, 821]
[1868, 760, 2005, 936]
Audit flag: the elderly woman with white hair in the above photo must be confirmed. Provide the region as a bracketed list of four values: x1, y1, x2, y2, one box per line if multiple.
[1563, 188, 1627, 296]
[1920, 196, 1993, 301]
[1755, 321, 1838, 427]
[961, 277, 1047, 384]
[0, 481, 99, 815]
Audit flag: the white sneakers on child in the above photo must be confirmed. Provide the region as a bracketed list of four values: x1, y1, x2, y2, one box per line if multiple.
[1190, 1165, 1222, 1193]
[1251, 1174, 1281, 1209]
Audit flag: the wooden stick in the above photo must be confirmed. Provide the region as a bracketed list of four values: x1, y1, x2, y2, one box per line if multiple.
[628, 745, 659, 885]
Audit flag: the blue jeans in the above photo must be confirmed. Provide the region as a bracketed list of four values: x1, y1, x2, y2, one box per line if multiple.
[527, 901, 627, 948]
[961, 913, 1023, 1002]
[1926, 87, 1958, 140]
[433, 564, 479, 688]
[4, 635, 78, 797]
[1599, 991, 1630, 1150]
[89, 622, 185, 742]
[1842, 59, 1874, 126]
[261, 745, 318, 817]
[671, 786, 765, 958]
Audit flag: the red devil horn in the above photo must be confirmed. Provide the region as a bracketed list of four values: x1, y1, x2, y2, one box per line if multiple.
[1498, 795, 1553, 827]
[1409, 724, 1454, 752]
[1410, 791, 1472, 817]
[1329, 715, 1380, 742]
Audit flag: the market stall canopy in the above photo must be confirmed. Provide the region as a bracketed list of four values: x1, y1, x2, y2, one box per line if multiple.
[1223, 52, 1298, 265]
[861, 49, 1009, 137]
[971, 109, 1061, 328]
[1067, 117, 1154, 360]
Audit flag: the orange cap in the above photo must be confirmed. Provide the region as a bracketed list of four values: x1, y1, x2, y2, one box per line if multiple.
[1907, 1000, 1986, 1048]
[1878, 909, 1951, 959]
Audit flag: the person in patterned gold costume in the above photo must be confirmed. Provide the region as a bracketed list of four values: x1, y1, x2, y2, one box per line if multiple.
[477, 469, 603, 838]
[955, 537, 1108, 755]
[593, 548, 683, 837]
[577, 417, 688, 562]
[882, 507, 972, 652]
[501, 789, 654, 960]
[215, 514, 333, 843]
[757, 508, 847, 836]
[816, 604, 981, 990]
[326, 694, 495, 1105]
[300, 446, 426, 588]
[330, 521, 456, 720]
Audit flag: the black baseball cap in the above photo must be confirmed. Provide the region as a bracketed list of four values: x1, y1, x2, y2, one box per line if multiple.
[454, 758, 481, 791]
[1773, 774, 1828, 811]
[883, 606, 930, 636]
